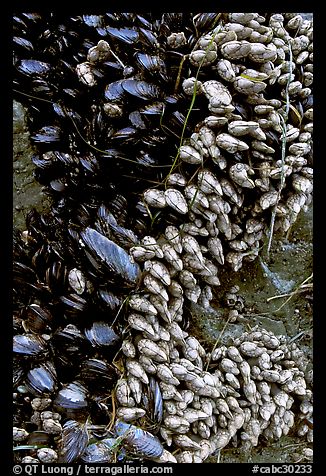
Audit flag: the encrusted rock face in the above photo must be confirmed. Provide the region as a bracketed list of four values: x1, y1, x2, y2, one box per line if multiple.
[13, 11, 312, 464]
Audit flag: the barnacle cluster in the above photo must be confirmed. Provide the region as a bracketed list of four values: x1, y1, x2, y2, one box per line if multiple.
[13, 12, 313, 463]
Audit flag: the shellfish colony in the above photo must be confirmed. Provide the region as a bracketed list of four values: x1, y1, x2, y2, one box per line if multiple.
[13, 12, 313, 463]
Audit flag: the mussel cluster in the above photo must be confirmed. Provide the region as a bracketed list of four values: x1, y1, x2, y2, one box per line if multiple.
[13, 12, 313, 463]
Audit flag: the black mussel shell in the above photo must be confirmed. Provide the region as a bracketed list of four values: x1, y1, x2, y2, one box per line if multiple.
[81, 442, 114, 463]
[54, 381, 88, 411]
[114, 422, 164, 458]
[111, 126, 139, 143]
[122, 79, 162, 101]
[13, 36, 34, 54]
[149, 377, 163, 424]
[98, 289, 122, 311]
[80, 227, 141, 287]
[134, 52, 166, 76]
[193, 12, 221, 33]
[59, 419, 89, 463]
[45, 261, 68, 293]
[17, 59, 50, 77]
[106, 26, 139, 45]
[139, 28, 159, 49]
[24, 304, 53, 332]
[31, 125, 62, 144]
[84, 321, 120, 348]
[52, 324, 87, 354]
[25, 361, 58, 396]
[60, 294, 88, 314]
[104, 80, 126, 102]
[82, 14, 103, 28]
[13, 360, 26, 387]
[78, 358, 117, 389]
[13, 334, 47, 357]
[129, 110, 147, 129]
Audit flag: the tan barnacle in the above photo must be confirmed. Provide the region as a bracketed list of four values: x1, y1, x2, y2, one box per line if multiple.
[185, 185, 210, 209]
[167, 31, 187, 48]
[259, 190, 279, 210]
[128, 295, 158, 316]
[116, 378, 134, 406]
[179, 144, 203, 165]
[224, 22, 253, 40]
[198, 284, 213, 309]
[182, 77, 203, 96]
[204, 115, 229, 129]
[197, 170, 223, 197]
[183, 335, 204, 361]
[156, 364, 180, 386]
[238, 360, 251, 384]
[13, 427, 29, 442]
[225, 251, 244, 272]
[260, 370, 281, 383]
[257, 352, 272, 370]
[164, 415, 190, 434]
[121, 340, 136, 358]
[126, 359, 149, 385]
[141, 236, 164, 259]
[182, 235, 204, 262]
[116, 407, 146, 422]
[168, 296, 184, 321]
[144, 260, 171, 287]
[176, 450, 195, 463]
[196, 420, 211, 439]
[163, 226, 183, 254]
[130, 245, 156, 262]
[234, 76, 267, 96]
[160, 243, 183, 272]
[214, 399, 233, 419]
[87, 40, 111, 63]
[215, 58, 236, 83]
[37, 448, 58, 463]
[164, 400, 178, 415]
[173, 435, 201, 451]
[152, 449, 177, 464]
[182, 253, 205, 272]
[229, 163, 255, 189]
[139, 355, 157, 375]
[76, 62, 96, 87]
[183, 409, 209, 423]
[137, 338, 168, 363]
[21, 457, 39, 464]
[127, 375, 142, 405]
[68, 268, 86, 295]
[178, 270, 197, 290]
[272, 388, 289, 408]
[143, 274, 169, 302]
[239, 341, 265, 357]
[254, 104, 275, 115]
[103, 102, 123, 118]
[220, 40, 251, 60]
[168, 280, 183, 298]
[292, 175, 313, 194]
[220, 178, 244, 207]
[197, 126, 216, 151]
[189, 49, 218, 67]
[216, 133, 249, 153]
[149, 295, 171, 324]
[143, 189, 166, 209]
[202, 80, 234, 111]
[225, 372, 241, 390]
[31, 398, 52, 412]
[219, 358, 240, 375]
